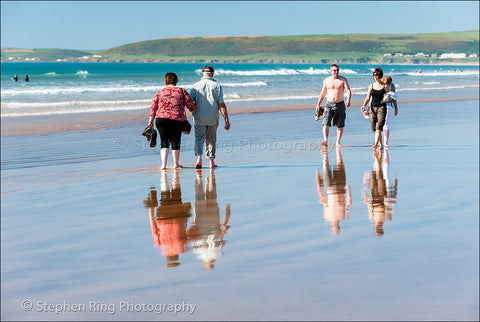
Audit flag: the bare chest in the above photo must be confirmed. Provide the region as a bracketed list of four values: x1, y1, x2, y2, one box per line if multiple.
[326, 78, 345, 90]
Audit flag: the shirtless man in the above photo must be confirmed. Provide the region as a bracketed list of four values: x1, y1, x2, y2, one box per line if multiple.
[316, 64, 351, 147]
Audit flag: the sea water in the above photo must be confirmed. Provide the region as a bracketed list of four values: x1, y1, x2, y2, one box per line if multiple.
[1, 62, 478, 117]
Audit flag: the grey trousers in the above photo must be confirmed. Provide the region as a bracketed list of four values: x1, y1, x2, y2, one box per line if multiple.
[194, 123, 218, 159]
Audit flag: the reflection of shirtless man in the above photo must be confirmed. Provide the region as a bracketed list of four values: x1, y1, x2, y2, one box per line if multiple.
[316, 64, 351, 147]
[316, 148, 351, 235]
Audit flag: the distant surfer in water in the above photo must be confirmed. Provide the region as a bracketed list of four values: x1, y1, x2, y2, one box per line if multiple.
[25, 74, 29, 82]
[315, 64, 352, 147]
[11, 75, 18, 82]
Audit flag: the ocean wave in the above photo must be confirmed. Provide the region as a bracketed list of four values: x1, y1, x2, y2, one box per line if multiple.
[1, 104, 149, 117]
[1, 85, 163, 97]
[1, 99, 151, 109]
[1, 81, 266, 97]
[216, 68, 300, 76]
[221, 81, 267, 87]
[224, 94, 319, 103]
[396, 84, 480, 92]
[215, 67, 358, 76]
[404, 70, 479, 77]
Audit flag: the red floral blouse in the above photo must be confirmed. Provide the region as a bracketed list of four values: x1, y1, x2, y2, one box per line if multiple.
[149, 86, 196, 121]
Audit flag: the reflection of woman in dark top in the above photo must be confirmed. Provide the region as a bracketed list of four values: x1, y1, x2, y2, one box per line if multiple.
[362, 149, 398, 236]
[361, 67, 390, 150]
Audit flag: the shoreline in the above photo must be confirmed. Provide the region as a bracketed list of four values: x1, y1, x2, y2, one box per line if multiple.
[1, 95, 478, 137]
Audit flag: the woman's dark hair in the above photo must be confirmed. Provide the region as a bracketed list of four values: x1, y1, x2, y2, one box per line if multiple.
[373, 67, 383, 78]
[164, 72, 178, 85]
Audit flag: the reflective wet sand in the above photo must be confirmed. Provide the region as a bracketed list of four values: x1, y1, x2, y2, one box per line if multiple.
[1, 99, 478, 320]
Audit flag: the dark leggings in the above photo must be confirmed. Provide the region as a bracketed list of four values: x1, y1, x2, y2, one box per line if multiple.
[155, 118, 183, 150]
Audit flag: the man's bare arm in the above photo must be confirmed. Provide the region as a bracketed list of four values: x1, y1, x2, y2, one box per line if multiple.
[344, 78, 352, 107]
[219, 103, 230, 130]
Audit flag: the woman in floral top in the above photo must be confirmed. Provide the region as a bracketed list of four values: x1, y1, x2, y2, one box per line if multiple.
[148, 72, 196, 170]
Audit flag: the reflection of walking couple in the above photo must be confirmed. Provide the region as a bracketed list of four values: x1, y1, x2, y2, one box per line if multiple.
[362, 149, 398, 236]
[316, 147, 351, 235]
[143, 170, 230, 269]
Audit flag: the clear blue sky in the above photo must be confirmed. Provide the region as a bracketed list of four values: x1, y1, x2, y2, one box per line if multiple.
[1, 1, 479, 50]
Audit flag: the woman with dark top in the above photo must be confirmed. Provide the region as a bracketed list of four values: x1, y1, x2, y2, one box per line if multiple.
[148, 72, 196, 170]
[361, 67, 390, 150]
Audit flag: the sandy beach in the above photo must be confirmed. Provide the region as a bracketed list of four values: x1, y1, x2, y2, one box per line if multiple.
[1, 94, 479, 320]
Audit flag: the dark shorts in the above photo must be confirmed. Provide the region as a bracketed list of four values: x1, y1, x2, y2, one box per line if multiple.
[370, 105, 387, 131]
[155, 118, 183, 150]
[322, 101, 346, 128]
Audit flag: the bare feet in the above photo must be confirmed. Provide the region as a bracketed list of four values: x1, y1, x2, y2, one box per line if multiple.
[336, 142, 341, 147]
[209, 161, 218, 169]
[321, 141, 328, 147]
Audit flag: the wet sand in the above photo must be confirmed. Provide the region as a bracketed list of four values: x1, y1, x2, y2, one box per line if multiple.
[1, 97, 479, 320]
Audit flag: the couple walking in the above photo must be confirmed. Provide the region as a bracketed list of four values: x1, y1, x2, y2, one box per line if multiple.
[148, 65, 230, 170]
[316, 64, 398, 149]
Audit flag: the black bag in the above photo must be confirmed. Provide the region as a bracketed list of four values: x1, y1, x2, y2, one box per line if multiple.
[180, 89, 192, 134]
[182, 119, 192, 135]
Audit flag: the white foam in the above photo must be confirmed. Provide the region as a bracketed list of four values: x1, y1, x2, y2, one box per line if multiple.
[221, 81, 267, 87]
[215, 67, 358, 76]
[2, 99, 151, 109]
[216, 68, 300, 76]
[405, 70, 479, 77]
[1, 81, 267, 97]
[1, 104, 149, 117]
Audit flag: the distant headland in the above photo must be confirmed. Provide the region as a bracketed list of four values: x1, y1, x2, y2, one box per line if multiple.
[2, 30, 478, 64]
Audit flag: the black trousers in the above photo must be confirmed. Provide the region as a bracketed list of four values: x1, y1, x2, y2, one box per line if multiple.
[155, 118, 183, 150]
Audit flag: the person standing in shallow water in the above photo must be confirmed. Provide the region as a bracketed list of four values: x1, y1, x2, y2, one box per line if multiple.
[315, 64, 352, 147]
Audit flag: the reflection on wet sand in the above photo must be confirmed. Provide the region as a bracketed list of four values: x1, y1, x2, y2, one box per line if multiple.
[362, 149, 398, 236]
[143, 169, 230, 269]
[316, 147, 352, 235]
[189, 169, 231, 270]
[144, 171, 192, 267]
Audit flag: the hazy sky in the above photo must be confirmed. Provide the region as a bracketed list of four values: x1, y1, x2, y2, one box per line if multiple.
[1, 1, 479, 50]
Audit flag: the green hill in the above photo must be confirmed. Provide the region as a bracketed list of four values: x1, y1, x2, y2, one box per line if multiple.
[1, 48, 96, 62]
[97, 30, 479, 63]
[2, 31, 478, 64]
